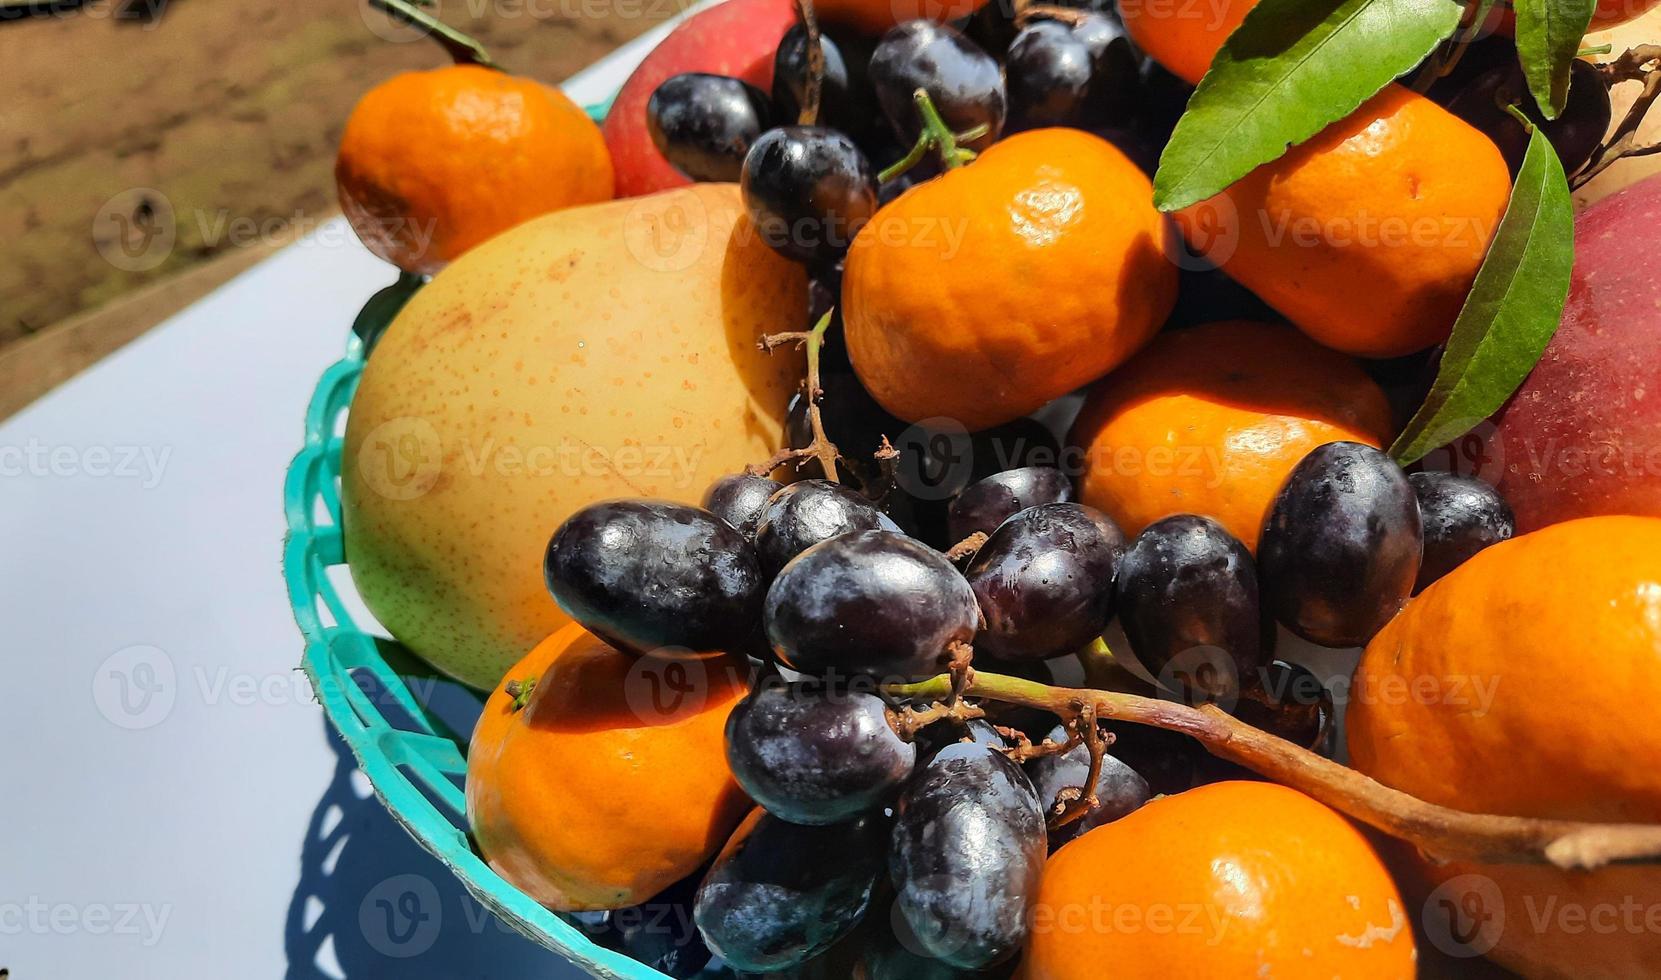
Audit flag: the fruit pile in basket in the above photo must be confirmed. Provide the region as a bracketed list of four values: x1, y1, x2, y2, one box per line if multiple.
[332, 0, 1661, 975]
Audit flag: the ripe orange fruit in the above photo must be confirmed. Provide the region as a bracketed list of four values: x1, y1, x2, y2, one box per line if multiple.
[337, 64, 613, 274]
[1176, 84, 1511, 357]
[815, 0, 986, 35]
[1119, 0, 1252, 85]
[843, 128, 1177, 432]
[466, 624, 752, 911]
[1023, 781, 1416, 980]
[1068, 321, 1393, 552]
[1348, 516, 1661, 978]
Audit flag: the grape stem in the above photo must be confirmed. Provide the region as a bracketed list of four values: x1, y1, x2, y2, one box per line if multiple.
[367, 0, 496, 68]
[943, 531, 989, 564]
[1577, 44, 1661, 188]
[793, 0, 824, 126]
[752, 309, 841, 482]
[878, 89, 986, 183]
[883, 670, 1661, 869]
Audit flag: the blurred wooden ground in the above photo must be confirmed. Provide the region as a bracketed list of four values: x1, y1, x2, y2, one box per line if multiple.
[0, 0, 683, 416]
[0, 2, 1656, 420]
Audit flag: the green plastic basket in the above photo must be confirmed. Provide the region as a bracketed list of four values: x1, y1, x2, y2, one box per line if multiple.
[282, 321, 707, 978]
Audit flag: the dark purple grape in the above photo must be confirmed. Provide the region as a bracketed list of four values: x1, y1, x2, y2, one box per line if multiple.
[1235, 660, 1333, 753]
[1006, 21, 1094, 129]
[741, 125, 879, 265]
[1106, 722, 1199, 796]
[647, 73, 774, 182]
[592, 871, 712, 978]
[914, 716, 1009, 761]
[543, 500, 764, 656]
[753, 479, 900, 578]
[947, 466, 1074, 542]
[1445, 58, 1611, 175]
[1258, 442, 1423, 648]
[766, 530, 977, 680]
[966, 503, 1126, 661]
[702, 472, 781, 539]
[1115, 514, 1268, 702]
[1409, 471, 1515, 592]
[694, 809, 885, 972]
[1025, 722, 1151, 848]
[772, 24, 879, 139]
[889, 741, 1045, 969]
[870, 21, 1006, 152]
[1070, 12, 1140, 125]
[725, 681, 917, 824]
[866, 897, 1018, 979]
[766, 529, 978, 679]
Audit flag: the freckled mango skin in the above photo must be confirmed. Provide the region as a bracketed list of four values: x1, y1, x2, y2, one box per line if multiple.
[342, 184, 806, 689]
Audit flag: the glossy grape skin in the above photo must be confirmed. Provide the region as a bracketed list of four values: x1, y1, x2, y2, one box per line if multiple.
[1409, 471, 1516, 592]
[702, 472, 780, 539]
[889, 741, 1046, 969]
[767, 530, 979, 679]
[741, 126, 879, 265]
[694, 809, 886, 973]
[1006, 21, 1094, 130]
[1234, 660, 1334, 753]
[1025, 722, 1151, 848]
[966, 503, 1126, 661]
[543, 500, 765, 656]
[947, 466, 1074, 542]
[772, 24, 878, 139]
[1115, 514, 1268, 702]
[647, 73, 775, 182]
[870, 21, 1006, 152]
[866, 898, 1018, 980]
[1258, 442, 1423, 648]
[1070, 12, 1140, 125]
[753, 479, 901, 578]
[1446, 58, 1611, 175]
[725, 681, 917, 824]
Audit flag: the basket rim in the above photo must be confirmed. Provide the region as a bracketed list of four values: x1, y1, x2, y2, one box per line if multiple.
[281, 326, 680, 979]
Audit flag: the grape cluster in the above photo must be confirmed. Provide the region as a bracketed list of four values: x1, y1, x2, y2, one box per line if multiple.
[536, 418, 1514, 972]
[646, 10, 1150, 275]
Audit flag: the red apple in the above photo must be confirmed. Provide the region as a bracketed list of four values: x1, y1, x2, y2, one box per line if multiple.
[1489, 172, 1661, 531]
[603, 0, 799, 197]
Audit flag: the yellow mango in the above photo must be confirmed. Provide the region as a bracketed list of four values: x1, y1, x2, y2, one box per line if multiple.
[341, 183, 805, 688]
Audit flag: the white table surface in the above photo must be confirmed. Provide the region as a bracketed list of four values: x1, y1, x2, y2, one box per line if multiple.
[0, 20, 685, 979]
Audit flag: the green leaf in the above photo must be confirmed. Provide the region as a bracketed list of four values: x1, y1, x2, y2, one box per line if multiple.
[1389, 129, 1575, 466]
[1514, 0, 1596, 119]
[1152, 0, 1464, 212]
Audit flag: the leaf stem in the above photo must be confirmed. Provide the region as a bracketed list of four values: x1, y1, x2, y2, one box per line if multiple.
[883, 670, 1661, 869]
[368, 0, 496, 68]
